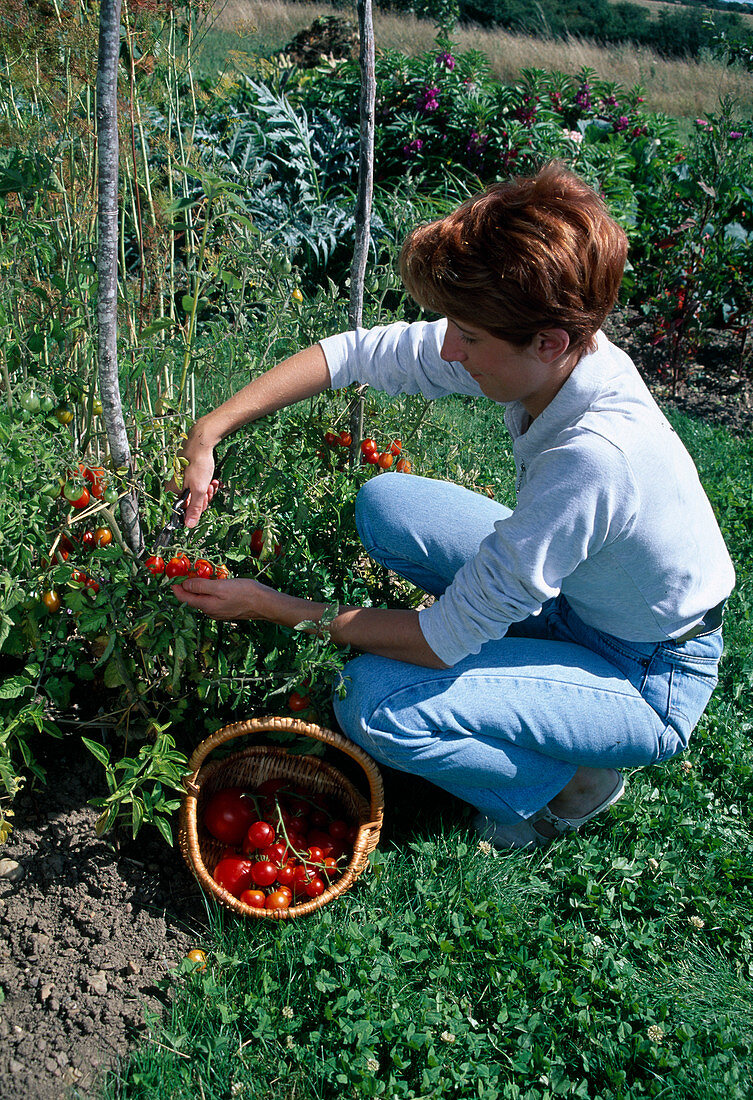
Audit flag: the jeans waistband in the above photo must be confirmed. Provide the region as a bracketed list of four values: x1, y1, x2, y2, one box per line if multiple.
[674, 599, 726, 644]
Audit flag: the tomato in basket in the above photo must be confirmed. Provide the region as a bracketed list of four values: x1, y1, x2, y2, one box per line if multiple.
[204, 788, 257, 846]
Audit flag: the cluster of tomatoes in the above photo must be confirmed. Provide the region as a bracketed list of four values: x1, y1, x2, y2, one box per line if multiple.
[41, 525, 114, 612]
[359, 436, 412, 473]
[57, 463, 119, 511]
[322, 431, 413, 473]
[204, 780, 357, 912]
[143, 553, 230, 579]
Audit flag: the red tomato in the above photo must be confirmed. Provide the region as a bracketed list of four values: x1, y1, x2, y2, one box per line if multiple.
[82, 530, 96, 550]
[276, 864, 296, 887]
[249, 529, 264, 558]
[293, 863, 315, 886]
[329, 819, 349, 840]
[203, 788, 257, 846]
[265, 888, 292, 910]
[215, 564, 230, 579]
[310, 809, 328, 829]
[69, 486, 91, 510]
[396, 458, 412, 473]
[306, 846, 325, 864]
[192, 558, 214, 579]
[345, 824, 359, 844]
[288, 692, 310, 712]
[259, 842, 286, 865]
[213, 857, 255, 898]
[145, 555, 165, 576]
[251, 860, 278, 887]
[390, 439, 402, 455]
[324, 431, 338, 446]
[360, 438, 378, 454]
[93, 526, 112, 547]
[240, 889, 266, 909]
[363, 450, 380, 465]
[377, 452, 393, 469]
[305, 876, 326, 898]
[86, 577, 100, 594]
[339, 430, 352, 447]
[245, 820, 276, 851]
[165, 554, 190, 579]
[323, 857, 340, 878]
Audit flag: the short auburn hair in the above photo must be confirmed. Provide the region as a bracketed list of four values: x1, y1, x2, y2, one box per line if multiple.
[399, 162, 628, 355]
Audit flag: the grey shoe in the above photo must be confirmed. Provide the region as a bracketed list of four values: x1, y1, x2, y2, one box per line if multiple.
[472, 813, 548, 851]
[473, 770, 626, 851]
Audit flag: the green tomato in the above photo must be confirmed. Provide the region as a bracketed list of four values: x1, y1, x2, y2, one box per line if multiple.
[63, 480, 85, 502]
[40, 395, 55, 413]
[103, 487, 119, 505]
[20, 391, 40, 413]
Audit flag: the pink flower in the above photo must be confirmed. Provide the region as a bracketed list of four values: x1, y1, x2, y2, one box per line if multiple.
[730, 131, 743, 139]
[437, 50, 455, 70]
[402, 138, 424, 158]
[417, 86, 440, 114]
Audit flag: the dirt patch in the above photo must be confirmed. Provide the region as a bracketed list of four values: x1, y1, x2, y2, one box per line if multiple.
[0, 305, 750, 1100]
[0, 737, 206, 1099]
[603, 302, 753, 436]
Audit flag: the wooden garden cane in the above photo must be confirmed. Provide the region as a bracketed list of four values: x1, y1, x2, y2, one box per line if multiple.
[347, 0, 376, 463]
[96, 0, 143, 554]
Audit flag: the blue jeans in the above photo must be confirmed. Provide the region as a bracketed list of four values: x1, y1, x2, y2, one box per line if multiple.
[333, 474, 724, 824]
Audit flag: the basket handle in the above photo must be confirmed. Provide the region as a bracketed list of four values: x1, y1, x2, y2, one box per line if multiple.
[184, 716, 384, 822]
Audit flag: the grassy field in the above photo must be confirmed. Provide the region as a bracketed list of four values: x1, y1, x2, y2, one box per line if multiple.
[200, 0, 753, 119]
[99, 386, 753, 1099]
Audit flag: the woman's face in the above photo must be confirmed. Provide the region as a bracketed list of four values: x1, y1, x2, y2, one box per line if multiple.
[440, 318, 578, 418]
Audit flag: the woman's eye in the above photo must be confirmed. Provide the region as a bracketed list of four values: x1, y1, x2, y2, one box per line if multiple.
[460, 333, 476, 345]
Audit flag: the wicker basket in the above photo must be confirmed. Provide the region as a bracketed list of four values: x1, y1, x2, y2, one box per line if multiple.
[178, 716, 384, 920]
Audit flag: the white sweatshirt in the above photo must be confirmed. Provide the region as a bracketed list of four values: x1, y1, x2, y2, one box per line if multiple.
[319, 319, 736, 667]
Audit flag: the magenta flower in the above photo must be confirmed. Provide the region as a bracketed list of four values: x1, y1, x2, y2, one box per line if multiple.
[402, 138, 424, 158]
[614, 116, 629, 132]
[575, 84, 591, 110]
[417, 85, 440, 114]
[437, 50, 455, 70]
[730, 131, 743, 139]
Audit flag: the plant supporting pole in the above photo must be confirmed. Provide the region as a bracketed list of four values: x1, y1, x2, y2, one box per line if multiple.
[348, 0, 376, 459]
[96, 0, 143, 553]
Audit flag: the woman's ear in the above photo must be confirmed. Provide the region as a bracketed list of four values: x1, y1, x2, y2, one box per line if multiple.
[535, 329, 571, 363]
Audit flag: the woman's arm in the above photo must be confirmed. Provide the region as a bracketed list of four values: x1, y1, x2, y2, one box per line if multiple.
[171, 576, 448, 669]
[177, 344, 332, 528]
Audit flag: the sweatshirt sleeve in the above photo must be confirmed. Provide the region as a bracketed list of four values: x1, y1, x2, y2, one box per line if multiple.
[319, 318, 484, 399]
[418, 432, 640, 666]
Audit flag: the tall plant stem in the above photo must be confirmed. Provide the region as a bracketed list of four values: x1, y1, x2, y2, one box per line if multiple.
[96, 0, 142, 554]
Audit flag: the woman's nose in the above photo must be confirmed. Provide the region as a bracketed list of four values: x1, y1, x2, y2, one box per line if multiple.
[440, 328, 465, 363]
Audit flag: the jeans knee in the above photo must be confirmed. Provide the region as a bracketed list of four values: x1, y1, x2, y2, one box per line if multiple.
[355, 475, 400, 549]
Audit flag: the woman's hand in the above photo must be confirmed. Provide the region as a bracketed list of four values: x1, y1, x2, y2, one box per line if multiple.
[171, 576, 280, 621]
[166, 434, 220, 529]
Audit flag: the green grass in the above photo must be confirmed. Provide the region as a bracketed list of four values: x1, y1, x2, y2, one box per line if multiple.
[100, 402, 753, 1100]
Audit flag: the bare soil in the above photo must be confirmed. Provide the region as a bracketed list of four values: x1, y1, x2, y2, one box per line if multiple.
[0, 302, 749, 1100]
[0, 736, 206, 1100]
